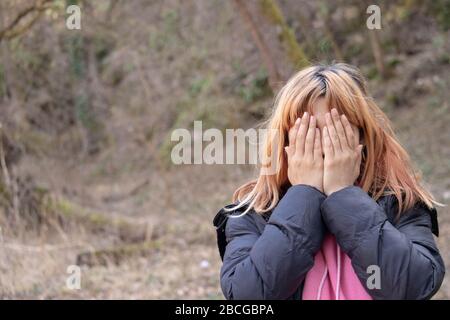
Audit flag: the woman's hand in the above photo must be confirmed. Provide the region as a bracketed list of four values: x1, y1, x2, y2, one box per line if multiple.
[322, 108, 363, 196]
[285, 112, 324, 192]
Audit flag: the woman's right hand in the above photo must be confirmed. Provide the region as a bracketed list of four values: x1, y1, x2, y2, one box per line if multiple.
[285, 112, 324, 192]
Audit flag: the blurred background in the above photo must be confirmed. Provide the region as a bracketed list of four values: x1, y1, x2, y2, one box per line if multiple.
[0, 0, 449, 299]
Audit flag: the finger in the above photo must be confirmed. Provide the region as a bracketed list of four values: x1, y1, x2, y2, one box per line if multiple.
[331, 108, 349, 149]
[323, 126, 334, 157]
[288, 117, 301, 149]
[340, 114, 356, 149]
[356, 144, 363, 165]
[325, 112, 341, 151]
[354, 144, 364, 180]
[313, 128, 322, 160]
[304, 115, 316, 157]
[284, 146, 292, 159]
[296, 112, 310, 156]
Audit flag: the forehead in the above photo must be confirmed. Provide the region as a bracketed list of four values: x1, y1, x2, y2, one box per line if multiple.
[306, 97, 359, 135]
[309, 98, 329, 130]
[310, 97, 329, 115]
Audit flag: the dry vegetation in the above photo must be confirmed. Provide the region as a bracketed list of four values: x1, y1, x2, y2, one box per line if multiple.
[0, 0, 449, 299]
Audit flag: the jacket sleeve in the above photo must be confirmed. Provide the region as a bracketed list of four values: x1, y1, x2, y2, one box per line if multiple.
[220, 184, 326, 300]
[321, 186, 445, 300]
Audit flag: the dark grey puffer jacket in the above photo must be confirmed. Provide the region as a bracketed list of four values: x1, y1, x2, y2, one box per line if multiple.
[213, 184, 445, 300]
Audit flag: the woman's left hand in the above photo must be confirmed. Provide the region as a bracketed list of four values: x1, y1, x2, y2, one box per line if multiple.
[322, 108, 363, 196]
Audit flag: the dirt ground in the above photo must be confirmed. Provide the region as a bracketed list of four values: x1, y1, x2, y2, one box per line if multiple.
[0, 0, 449, 300]
[1, 97, 449, 299]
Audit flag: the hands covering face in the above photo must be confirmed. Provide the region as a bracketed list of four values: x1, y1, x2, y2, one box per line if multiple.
[285, 108, 363, 195]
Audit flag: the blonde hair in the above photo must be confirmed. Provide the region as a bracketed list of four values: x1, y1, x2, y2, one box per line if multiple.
[230, 63, 438, 217]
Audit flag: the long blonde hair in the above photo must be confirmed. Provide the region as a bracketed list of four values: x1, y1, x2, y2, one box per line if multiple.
[231, 63, 438, 216]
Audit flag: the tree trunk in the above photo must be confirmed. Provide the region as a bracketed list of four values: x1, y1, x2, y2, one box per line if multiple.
[259, 0, 309, 69]
[368, 29, 387, 78]
[297, 9, 315, 54]
[0, 1, 11, 99]
[232, 0, 282, 92]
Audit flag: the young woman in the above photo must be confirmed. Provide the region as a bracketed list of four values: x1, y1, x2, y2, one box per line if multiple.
[213, 63, 445, 300]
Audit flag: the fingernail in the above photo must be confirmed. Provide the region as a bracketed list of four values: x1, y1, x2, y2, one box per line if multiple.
[295, 117, 300, 124]
[304, 112, 309, 117]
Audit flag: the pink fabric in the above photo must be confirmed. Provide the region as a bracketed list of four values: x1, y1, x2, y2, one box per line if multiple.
[302, 233, 373, 300]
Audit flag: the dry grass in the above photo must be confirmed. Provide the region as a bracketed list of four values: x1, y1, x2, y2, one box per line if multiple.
[0, 163, 250, 299]
[0, 0, 449, 301]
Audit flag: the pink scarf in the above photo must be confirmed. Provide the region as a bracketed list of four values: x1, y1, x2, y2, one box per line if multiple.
[302, 233, 373, 300]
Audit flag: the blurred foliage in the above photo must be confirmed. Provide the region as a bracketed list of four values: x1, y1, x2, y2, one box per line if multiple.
[0, 64, 5, 98]
[67, 35, 85, 78]
[430, 0, 450, 30]
[0, 0, 448, 164]
[237, 68, 271, 103]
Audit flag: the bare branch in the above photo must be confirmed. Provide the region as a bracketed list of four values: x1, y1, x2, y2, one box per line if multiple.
[0, 0, 53, 42]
